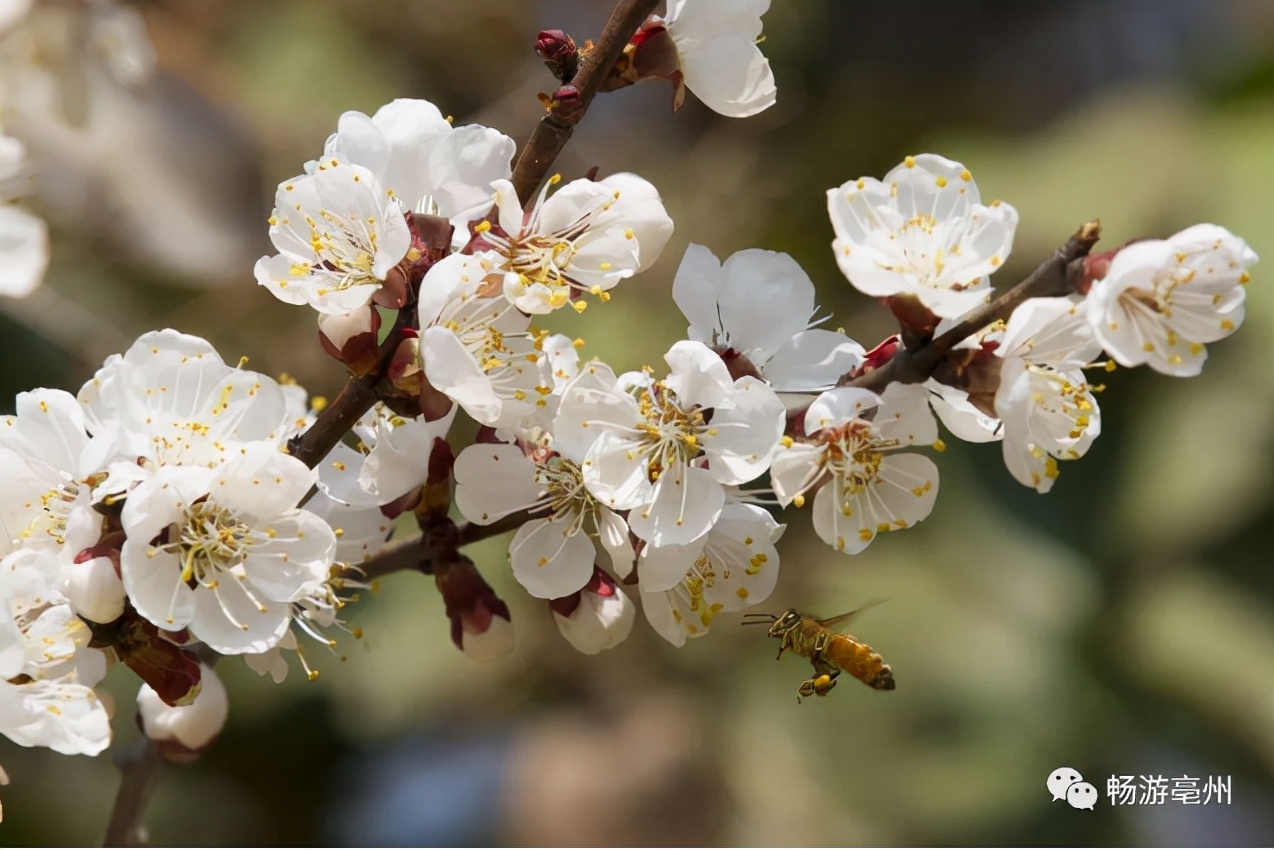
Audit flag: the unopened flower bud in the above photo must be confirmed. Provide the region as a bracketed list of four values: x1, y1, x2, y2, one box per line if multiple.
[59, 550, 125, 624]
[859, 333, 902, 375]
[459, 603, 514, 662]
[388, 332, 423, 395]
[137, 662, 228, 762]
[536, 29, 578, 82]
[433, 556, 513, 662]
[111, 613, 203, 707]
[318, 305, 381, 375]
[549, 568, 634, 655]
[539, 85, 583, 120]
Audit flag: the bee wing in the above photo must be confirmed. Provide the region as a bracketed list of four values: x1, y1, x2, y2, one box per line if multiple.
[815, 598, 887, 631]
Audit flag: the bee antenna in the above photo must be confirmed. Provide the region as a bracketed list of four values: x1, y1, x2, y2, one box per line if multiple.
[740, 612, 777, 625]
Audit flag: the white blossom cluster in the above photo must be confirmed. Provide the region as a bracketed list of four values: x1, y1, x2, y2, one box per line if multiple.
[0, 0, 1260, 825]
[826, 154, 1255, 494]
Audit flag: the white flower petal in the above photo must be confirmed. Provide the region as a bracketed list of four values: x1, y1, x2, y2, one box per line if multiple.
[671, 243, 725, 342]
[454, 443, 542, 524]
[662, 341, 734, 410]
[768, 441, 826, 507]
[595, 507, 635, 579]
[583, 431, 655, 511]
[509, 515, 596, 599]
[190, 577, 291, 655]
[701, 376, 785, 484]
[762, 330, 865, 393]
[138, 662, 228, 750]
[627, 464, 724, 547]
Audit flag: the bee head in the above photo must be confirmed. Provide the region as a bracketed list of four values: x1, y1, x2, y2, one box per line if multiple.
[770, 608, 803, 636]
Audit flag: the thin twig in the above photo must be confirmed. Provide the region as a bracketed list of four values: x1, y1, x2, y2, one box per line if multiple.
[509, 0, 660, 203]
[288, 373, 380, 470]
[103, 739, 160, 847]
[360, 510, 534, 582]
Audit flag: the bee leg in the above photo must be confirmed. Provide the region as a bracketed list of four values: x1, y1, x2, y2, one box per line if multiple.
[797, 672, 837, 701]
[812, 671, 839, 697]
[775, 633, 793, 661]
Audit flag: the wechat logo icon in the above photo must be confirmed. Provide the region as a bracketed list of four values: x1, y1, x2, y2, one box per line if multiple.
[1048, 767, 1097, 810]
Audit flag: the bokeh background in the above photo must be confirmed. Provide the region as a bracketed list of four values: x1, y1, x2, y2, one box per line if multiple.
[2, 0, 1273, 845]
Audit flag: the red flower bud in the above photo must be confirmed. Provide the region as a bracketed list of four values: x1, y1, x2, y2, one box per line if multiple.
[433, 557, 513, 662]
[318, 306, 382, 375]
[536, 29, 579, 82]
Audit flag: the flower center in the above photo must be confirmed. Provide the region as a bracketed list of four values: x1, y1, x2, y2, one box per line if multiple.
[537, 456, 596, 521]
[822, 420, 892, 496]
[169, 500, 255, 587]
[634, 384, 708, 483]
[1029, 366, 1094, 442]
[34, 478, 80, 545]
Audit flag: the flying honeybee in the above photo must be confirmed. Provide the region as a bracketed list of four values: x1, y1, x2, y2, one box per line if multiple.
[743, 604, 895, 702]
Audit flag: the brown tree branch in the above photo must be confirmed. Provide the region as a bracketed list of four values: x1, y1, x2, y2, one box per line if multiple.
[509, 0, 660, 204]
[103, 739, 160, 847]
[360, 510, 535, 582]
[288, 373, 381, 470]
[842, 220, 1102, 394]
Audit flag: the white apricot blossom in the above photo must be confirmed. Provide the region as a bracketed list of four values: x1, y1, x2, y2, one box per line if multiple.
[770, 385, 939, 555]
[254, 158, 411, 315]
[481, 173, 673, 315]
[640, 502, 783, 646]
[638, 498, 783, 593]
[0, 549, 110, 757]
[555, 341, 785, 548]
[138, 661, 228, 751]
[827, 154, 1018, 319]
[1087, 224, 1257, 377]
[315, 403, 457, 510]
[77, 330, 294, 498]
[660, 0, 777, 118]
[323, 97, 516, 231]
[418, 251, 555, 430]
[118, 445, 336, 655]
[992, 297, 1103, 493]
[454, 364, 635, 599]
[551, 568, 635, 655]
[0, 389, 95, 558]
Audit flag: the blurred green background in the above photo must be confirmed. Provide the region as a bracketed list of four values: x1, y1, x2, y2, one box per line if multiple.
[2, 0, 1273, 845]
